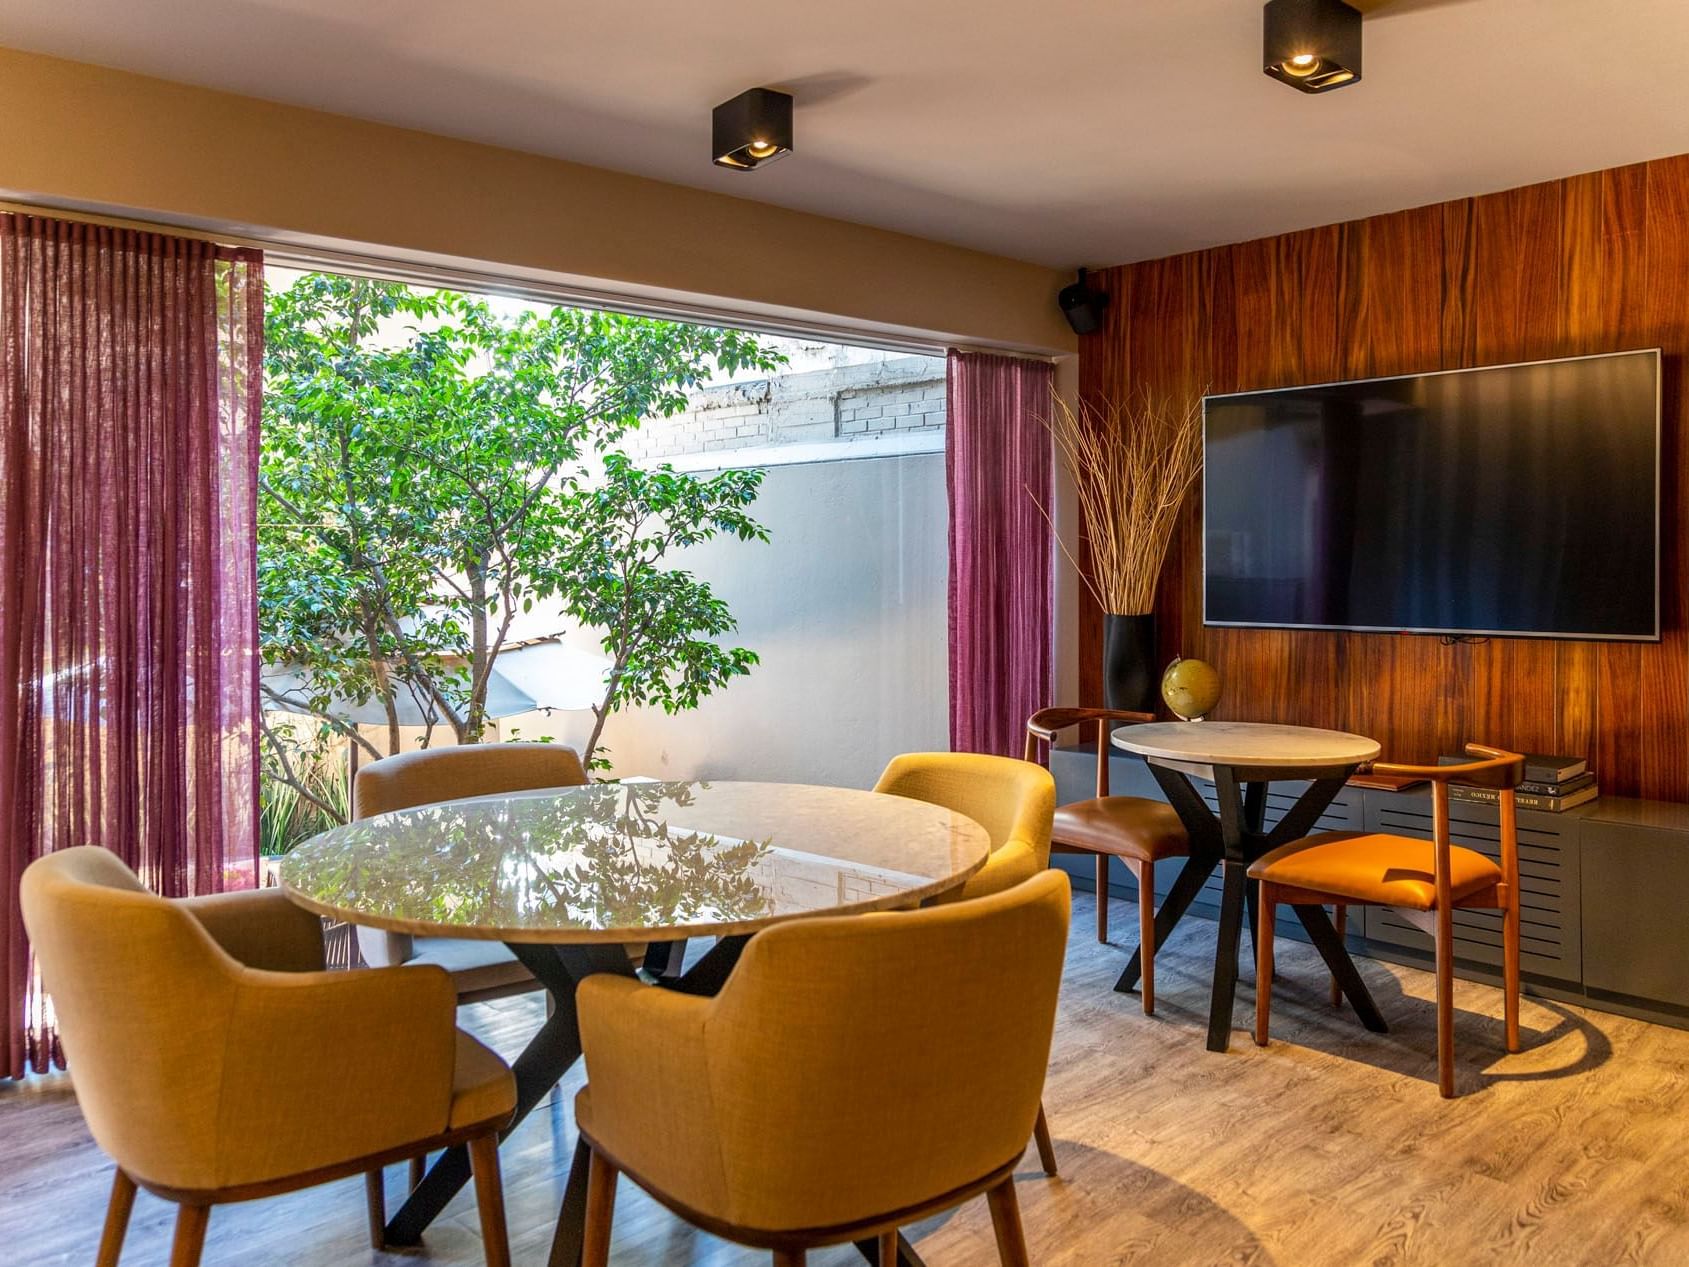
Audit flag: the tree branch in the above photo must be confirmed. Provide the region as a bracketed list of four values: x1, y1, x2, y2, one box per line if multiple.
[260, 682, 385, 760]
[259, 712, 349, 825]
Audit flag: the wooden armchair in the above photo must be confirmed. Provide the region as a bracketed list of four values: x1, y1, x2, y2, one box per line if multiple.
[1024, 708, 1190, 1013]
[19, 847, 515, 1266]
[1250, 744, 1527, 1096]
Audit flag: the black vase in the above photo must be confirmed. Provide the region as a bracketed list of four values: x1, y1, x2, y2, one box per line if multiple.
[1102, 612, 1158, 715]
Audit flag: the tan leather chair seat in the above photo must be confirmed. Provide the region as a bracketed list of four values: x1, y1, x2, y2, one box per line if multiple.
[450, 1032, 519, 1130]
[1250, 831, 1502, 910]
[1052, 797, 1189, 862]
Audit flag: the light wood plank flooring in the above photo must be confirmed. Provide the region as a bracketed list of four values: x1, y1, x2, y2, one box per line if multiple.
[4, 890, 1687, 1266]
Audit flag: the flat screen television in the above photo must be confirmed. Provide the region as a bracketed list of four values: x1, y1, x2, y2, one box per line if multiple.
[1202, 348, 1661, 641]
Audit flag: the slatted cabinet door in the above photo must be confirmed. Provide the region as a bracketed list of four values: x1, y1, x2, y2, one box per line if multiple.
[1360, 790, 1585, 985]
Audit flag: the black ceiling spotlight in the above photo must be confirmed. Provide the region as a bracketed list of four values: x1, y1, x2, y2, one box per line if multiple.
[1264, 0, 1363, 94]
[1058, 269, 1109, 336]
[712, 87, 794, 171]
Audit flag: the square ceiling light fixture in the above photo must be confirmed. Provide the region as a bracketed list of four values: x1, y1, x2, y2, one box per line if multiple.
[712, 87, 794, 171]
[1264, 0, 1363, 94]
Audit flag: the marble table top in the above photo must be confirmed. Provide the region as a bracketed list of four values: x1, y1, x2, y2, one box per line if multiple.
[280, 780, 991, 944]
[1111, 720, 1381, 770]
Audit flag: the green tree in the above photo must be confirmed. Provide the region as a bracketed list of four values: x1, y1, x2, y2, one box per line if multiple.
[563, 454, 768, 767]
[260, 273, 780, 811]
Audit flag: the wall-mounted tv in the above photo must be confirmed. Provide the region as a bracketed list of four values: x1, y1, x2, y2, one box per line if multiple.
[1202, 349, 1661, 642]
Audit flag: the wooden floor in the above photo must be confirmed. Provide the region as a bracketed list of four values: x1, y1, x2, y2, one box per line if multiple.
[6, 890, 1689, 1266]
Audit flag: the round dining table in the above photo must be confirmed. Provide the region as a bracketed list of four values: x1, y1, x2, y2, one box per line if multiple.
[281, 779, 990, 1267]
[1109, 721, 1388, 1053]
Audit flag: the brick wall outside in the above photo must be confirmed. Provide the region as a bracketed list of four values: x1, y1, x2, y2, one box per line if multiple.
[621, 354, 945, 462]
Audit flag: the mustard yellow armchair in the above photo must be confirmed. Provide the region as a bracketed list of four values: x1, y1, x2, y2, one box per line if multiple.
[870, 750, 1062, 1176]
[19, 847, 516, 1267]
[872, 751, 1056, 903]
[574, 869, 1071, 1267]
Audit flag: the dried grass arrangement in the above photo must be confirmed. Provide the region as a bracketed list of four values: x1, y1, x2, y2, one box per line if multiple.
[1044, 390, 1204, 615]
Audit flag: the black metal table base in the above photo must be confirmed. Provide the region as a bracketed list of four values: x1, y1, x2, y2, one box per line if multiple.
[386, 933, 927, 1267]
[1111, 759, 1387, 1052]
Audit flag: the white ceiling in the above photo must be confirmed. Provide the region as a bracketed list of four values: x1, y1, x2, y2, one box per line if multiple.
[6, 0, 1689, 269]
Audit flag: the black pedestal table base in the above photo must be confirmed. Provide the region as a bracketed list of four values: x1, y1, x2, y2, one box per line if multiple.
[1111, 759, 1387, 1052]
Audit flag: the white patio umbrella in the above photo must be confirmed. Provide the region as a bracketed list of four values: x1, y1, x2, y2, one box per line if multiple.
[489, 637, 611, 713]
[260, 665, 538, 726]
[260, 636, 611, 724]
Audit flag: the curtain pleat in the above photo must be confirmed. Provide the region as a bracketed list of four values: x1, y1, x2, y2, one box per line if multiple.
[946, 350, 1054, 756]
[0, 214, 262, 1080]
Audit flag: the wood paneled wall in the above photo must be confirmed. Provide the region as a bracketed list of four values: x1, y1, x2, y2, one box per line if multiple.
[1077, 155, 1689, 801]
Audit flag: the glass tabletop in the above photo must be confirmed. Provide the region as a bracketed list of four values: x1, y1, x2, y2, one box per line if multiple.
[280, 779, 991, 944]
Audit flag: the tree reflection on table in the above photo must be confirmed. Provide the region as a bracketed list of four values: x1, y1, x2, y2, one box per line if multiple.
[284, 780, 775, 935]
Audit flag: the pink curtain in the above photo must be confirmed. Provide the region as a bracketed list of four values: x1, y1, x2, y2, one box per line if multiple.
[0, 215, 262, 1080]
[946, 350, 1054, 756]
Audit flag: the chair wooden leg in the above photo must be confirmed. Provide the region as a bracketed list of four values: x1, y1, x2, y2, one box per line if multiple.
[97, 1169, 137, 1267]
[409, 1153, 427, 1191]
[773, 1251, 806, 1267]
[1503, 894, 1522, 1054]
[1032, 1102, 1058, 1176]
[877, 1231, 899, 1264]
[363, 1169, 386, 1250]
[1254, 885, 1277, 1047]
[986, 1177, 1031, 1267]
[1329, 905, 1347, 1006]
[468, 1132, 512, 1267]
[1095, 854, 1109, 942]
[582, 1146, 619, 1267]
[1435, 900, 1456, 1098]
[1135, 859, 1156, 1014]
[168, 1204, 211, 1267]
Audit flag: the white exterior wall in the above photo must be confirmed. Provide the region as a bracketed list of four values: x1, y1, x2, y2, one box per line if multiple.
[562, 452, 949, 789]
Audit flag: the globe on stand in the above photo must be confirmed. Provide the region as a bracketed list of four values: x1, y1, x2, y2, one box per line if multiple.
[1161, 656, 1221, 721]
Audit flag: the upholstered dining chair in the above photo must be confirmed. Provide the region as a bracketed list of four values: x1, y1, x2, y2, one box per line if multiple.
[19, 847, 516, 1267]
[1024, 708, 1190, 1014]
[870, 751, 1061, 1175]
[574, 869, 1071, 1267]
[352, 742, 591, 1002]
[872, 751, 1056, 904]
[1250, 744, 1527, 1097]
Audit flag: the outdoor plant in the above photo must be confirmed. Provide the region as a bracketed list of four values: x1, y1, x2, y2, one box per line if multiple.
[562, 454, 768, 769]
[259, 273, 782, 808]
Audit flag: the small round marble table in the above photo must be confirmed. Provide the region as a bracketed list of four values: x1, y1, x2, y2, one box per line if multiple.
[1109, 721, 1386, 1053]
[282, 780, 990, 1267]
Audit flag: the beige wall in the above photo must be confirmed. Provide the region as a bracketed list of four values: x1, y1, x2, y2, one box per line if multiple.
[0, 47, 1072, 354]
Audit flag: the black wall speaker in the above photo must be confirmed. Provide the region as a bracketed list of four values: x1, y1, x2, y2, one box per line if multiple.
[1058, 269, 1108, 336]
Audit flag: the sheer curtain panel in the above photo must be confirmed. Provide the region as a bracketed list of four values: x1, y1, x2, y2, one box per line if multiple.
[0, 215, 262, 1079]
[945, 350, 1054, 757]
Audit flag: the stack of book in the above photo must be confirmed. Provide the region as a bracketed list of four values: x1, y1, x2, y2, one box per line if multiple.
[1442, 753, 1598, 812]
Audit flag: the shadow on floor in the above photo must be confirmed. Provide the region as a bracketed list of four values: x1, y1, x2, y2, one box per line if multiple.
[1094, 899, 1613, 1097]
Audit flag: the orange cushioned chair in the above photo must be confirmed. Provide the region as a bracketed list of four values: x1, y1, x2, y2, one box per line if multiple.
[1250, 744, 1527, 1097]
[574, 870, 1072, 1267]
[1024, 708, 1189, 1013]
[19, 847, 516, 1267]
